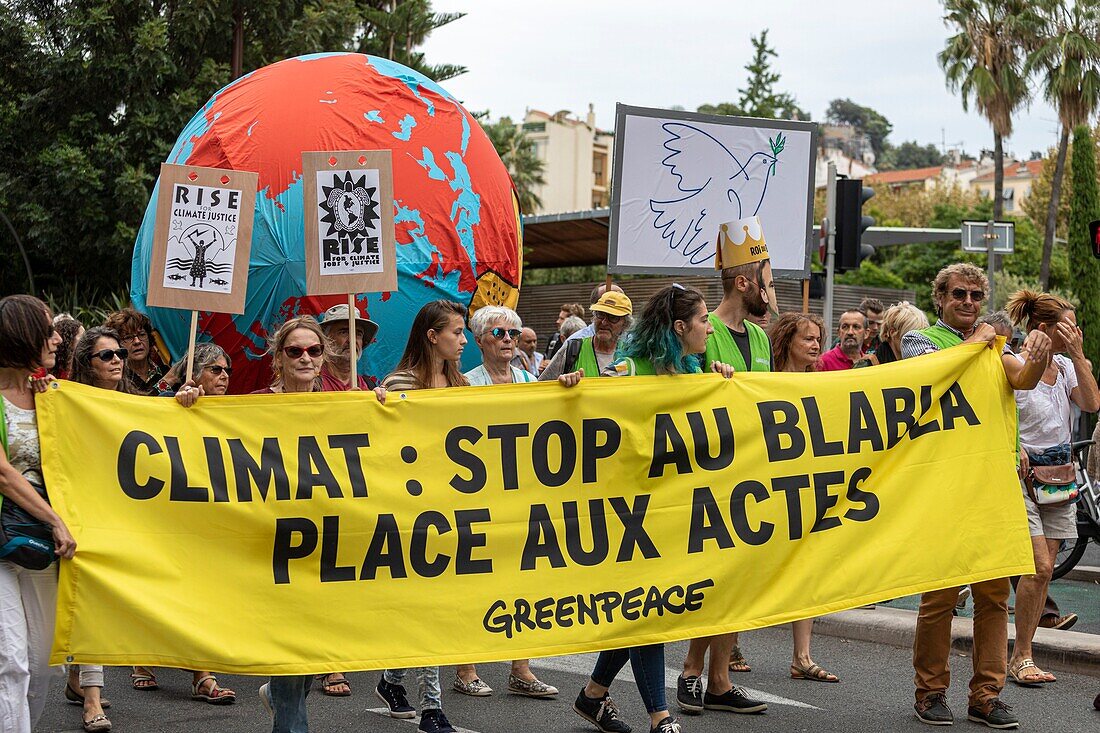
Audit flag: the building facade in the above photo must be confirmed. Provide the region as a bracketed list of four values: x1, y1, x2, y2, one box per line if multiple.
[522, 105, 613, 214]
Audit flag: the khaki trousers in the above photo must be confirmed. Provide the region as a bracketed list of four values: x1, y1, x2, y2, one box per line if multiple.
[912, 578, 1009, 706]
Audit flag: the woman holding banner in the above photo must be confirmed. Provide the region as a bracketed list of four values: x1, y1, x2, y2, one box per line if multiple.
[375, 300, 467, 733]
[453, 305, 557, 700]
[568, 284, 734, 733]
[0, 295, 77, 733]
[254, 315, 386, 730]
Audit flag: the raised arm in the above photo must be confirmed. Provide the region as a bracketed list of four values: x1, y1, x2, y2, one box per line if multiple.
[1002, 329, 1051, 391]
[1058, 322, 1100, 412]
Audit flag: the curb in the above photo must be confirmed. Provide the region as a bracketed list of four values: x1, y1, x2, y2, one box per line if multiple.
[814, 606, 1100, 679]
[1065, 565, 1100, 583]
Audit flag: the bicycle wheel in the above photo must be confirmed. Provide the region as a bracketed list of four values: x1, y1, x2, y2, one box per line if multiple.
[1052, 536, 1090, 580]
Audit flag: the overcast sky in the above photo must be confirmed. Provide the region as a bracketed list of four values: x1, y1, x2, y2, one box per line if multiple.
[422, 1, 1062, 160]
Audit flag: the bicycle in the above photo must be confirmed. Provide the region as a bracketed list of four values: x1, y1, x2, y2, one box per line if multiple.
[1051, 439, 1100, 580]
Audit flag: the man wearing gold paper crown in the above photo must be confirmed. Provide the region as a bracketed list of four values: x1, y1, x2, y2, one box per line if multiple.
[675, 216, 773, 718]
[702, 216, 775, 372]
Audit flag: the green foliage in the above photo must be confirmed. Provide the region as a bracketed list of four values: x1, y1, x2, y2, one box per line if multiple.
[877, 140, 946, 171]
[480, 115, 545, 214]
[697, 29, 808, 121]
[1068, 124, 1100, 375]
[825, 98, 892, 158]
[991, 271, 1075, 311]
[835, 261, 906, 289]
[0, 0, 462, 301]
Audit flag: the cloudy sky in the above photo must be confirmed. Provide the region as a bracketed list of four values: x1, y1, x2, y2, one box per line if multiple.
[423, 0, 1062, 160]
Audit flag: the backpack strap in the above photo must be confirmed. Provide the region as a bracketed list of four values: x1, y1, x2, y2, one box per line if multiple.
[563, 337, 583, 374]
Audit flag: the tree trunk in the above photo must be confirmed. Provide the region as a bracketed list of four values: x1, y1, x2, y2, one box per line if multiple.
[231, 2, 244, 80]
[1041, 126, 1070, 289]
[991, 133, 1003, 275]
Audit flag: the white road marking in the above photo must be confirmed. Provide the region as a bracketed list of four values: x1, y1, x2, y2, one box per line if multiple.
[367, 707, 483, 733]
[529, 654, 819, 709]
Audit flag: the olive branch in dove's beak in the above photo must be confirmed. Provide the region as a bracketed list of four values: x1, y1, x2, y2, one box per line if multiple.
[768, 132, 786, 176]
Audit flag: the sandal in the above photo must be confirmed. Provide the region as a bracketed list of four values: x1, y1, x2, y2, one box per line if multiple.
[1008, 658, 1047, 687]
[192, 674, 237, 704]
[130, 670, 158, 691]
[318, 673, 352, 697]
[790, 662, 839, 683]
[82, 713, 112, 732]
[65, 683, 111, 709]
[728, 645, 751, 673]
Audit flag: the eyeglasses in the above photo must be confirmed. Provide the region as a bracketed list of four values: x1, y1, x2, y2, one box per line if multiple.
[282, 344, 324, 359]
[119, 332, 145, 345]
[949, 288, 986, 303]
[489, 327, 521, 340]
[593, 312, 624, 324]
[93, 348, 128, 362]
[205, 364, 233, 377]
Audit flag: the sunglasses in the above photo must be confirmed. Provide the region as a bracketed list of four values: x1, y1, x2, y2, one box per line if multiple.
[489, 327, 521, 340]
[93, 348, 128, 362]
[205, 364, 233, 377]
[593, 311, 624, 324]
[282, 344, 324, 359]
[949, 288, 985, 303]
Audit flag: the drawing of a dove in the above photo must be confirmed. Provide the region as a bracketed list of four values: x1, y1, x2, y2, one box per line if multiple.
[649, 123, 786, 265]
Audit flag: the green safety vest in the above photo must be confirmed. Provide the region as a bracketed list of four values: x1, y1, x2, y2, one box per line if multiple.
[573, 338, 603, 378]
[615, 356, 657, 376]
[703, 314, 771, 372]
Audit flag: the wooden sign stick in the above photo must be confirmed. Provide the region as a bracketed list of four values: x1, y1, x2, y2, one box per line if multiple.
[348, 293, 359, 390]
[184, 310, 199, 384]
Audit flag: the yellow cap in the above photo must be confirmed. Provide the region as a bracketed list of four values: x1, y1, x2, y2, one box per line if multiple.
[714, 216, 770, 270]
[590, 291, 633, 316]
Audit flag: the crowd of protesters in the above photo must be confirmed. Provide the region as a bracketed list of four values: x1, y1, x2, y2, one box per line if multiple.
[2, 255, 1100, 732]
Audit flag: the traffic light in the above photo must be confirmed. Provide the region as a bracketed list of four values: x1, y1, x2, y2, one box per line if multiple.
[835, 179, 875, 272]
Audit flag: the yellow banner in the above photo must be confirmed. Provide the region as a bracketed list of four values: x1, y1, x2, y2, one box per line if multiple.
[38, 343, 1033, 673]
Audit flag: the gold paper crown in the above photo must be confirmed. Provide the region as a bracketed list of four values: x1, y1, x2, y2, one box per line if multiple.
[714, 216, 770, 270]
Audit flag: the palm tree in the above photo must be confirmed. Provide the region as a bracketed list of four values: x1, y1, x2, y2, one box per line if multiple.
[938, 0, 1039, 272]
[481, 116, 546, 214]
[1027, 1, 1100, 288]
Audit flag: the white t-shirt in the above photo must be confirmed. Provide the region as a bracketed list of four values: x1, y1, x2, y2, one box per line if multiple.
[1015, 353, 1078, 452]
[463, 365, 535, 386]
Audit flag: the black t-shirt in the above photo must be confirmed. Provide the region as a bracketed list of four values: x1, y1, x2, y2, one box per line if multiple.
[728, 325, 753, 371]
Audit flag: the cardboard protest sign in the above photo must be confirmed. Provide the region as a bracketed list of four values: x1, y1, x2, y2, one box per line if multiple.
[303, 150, 397, 295]
[608, 104, 817, 278]
[146, 164, 257, 314]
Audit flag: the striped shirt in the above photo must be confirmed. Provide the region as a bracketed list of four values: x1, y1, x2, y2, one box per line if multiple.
[900, 319, 966, 359]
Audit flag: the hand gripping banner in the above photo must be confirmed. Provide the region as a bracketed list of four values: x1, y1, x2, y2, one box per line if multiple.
[38, 343, 1033, 673]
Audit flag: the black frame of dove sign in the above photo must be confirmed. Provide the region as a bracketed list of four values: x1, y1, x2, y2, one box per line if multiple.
[607, 103, 817, 279]
[147, 163, 258, 383]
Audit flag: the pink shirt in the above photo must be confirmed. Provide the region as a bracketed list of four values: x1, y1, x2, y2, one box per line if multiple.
[815, 345, 860, 372]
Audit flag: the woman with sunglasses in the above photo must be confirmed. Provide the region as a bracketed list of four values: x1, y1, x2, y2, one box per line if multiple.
[0, 295, 77, 733]
[66, 326, 136, 730]
[451, 306, 555, 699]
[374, 300, 466, 733]
[569, 284, 734, 733]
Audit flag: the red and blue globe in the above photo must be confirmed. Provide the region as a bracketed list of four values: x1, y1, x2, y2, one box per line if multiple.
[131, 53, 521, 392]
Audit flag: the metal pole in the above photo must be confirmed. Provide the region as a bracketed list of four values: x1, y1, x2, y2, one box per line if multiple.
[0, 209, 35, 296]
[823, 162, 837, 340]
[986, 220, 995, 313]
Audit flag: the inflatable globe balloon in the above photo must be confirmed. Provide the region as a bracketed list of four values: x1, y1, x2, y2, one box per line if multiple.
[131, 53, 521, 393]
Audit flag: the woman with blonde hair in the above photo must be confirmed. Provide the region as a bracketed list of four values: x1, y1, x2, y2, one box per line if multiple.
[1003, 290, 1099, 687]
[855, 302, 928, 367]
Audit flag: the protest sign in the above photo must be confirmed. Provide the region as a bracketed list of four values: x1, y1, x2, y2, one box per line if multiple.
[608, 104, 817, 278]
[39, 344, 1032, 673]
[146, 164, 257, 314]
[302, 150, 397, 295]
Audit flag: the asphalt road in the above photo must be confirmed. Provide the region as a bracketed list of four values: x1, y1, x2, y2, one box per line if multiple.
[37, 625, 1099, 733]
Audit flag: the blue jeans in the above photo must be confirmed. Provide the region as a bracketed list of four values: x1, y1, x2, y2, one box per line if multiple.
[590, 644, 667, 714]
[268, 674, 312, 733]
[383, 667, 442, 710]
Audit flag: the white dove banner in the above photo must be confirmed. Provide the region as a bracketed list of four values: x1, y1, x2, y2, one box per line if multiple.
[608, 104, 817, 277]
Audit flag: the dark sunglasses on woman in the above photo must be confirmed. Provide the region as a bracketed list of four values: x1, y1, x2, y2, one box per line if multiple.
[489, 327, 521, 340]
[283, 344, 324, 359]
[205, 364, 233, 377]
[93, 348, 128, 362]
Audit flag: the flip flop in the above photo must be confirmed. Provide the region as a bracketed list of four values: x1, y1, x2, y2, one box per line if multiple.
[790, 662, 840, 683]
[1008, 658, 1046, 687]
[318, 673, 352, 697]
[192, 675, 237, 705]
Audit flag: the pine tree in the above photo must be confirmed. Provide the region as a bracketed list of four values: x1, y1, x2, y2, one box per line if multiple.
[697, 29, 807, 121]
[1068, 124, 1100, 383]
